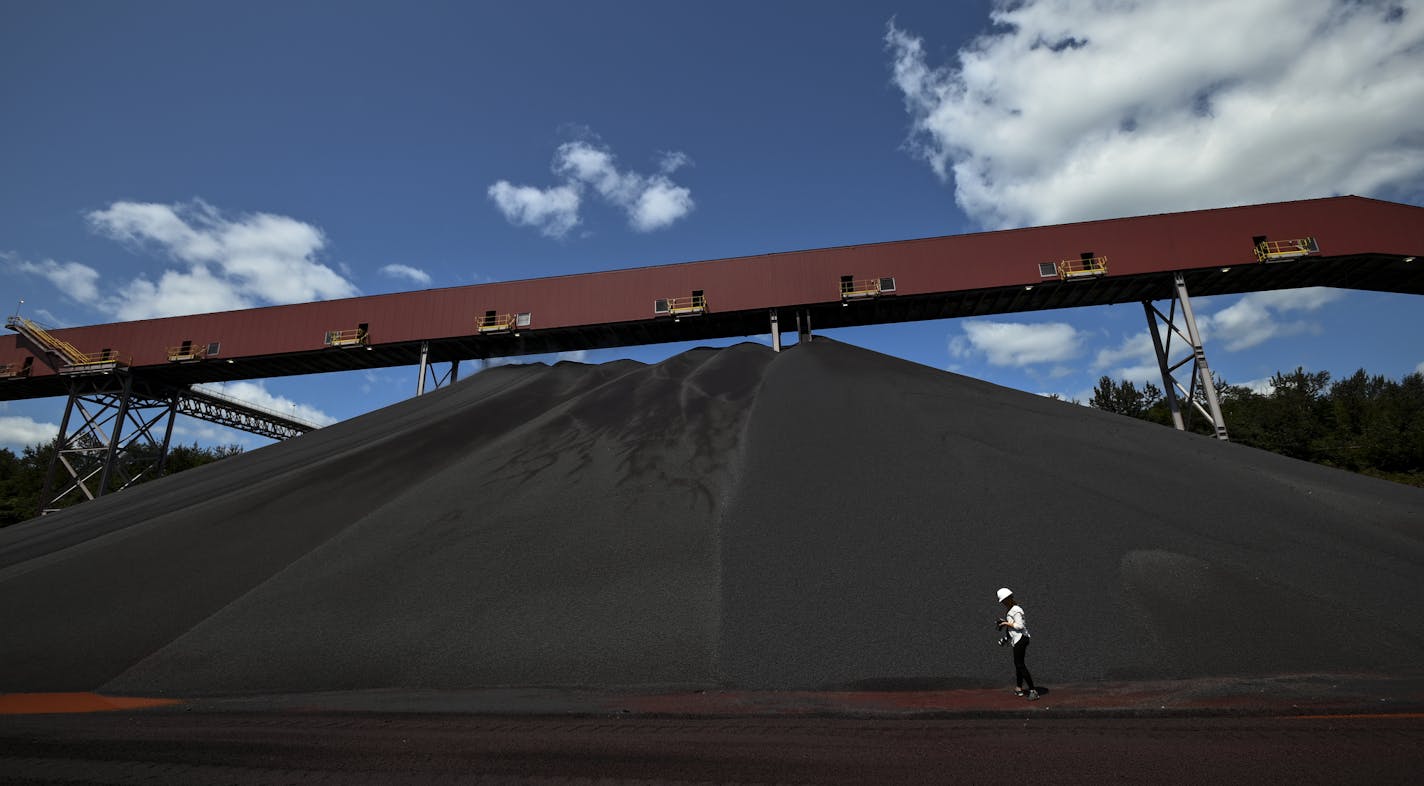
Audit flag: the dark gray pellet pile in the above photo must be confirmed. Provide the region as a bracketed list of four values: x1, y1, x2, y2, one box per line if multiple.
[2, 339, 1420, 696]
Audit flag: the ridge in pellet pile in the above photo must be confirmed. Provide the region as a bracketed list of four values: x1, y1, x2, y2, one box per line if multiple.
[1, 339, 1421, 695]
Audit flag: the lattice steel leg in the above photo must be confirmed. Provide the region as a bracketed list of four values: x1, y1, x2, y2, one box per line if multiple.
[40, 374, 180, 514]
[1142, 272, 1229, 440]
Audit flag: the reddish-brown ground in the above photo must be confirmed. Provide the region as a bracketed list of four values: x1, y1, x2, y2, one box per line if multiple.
[2, 708, 1421, 784]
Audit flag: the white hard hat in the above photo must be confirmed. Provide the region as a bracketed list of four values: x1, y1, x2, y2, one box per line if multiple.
[996, 587, 1014, 602]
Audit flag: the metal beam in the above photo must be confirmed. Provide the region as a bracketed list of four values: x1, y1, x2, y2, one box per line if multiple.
[416, 341, 461, 395]
[39, 374, 179, 514]
[1143, 273, 1229, 440]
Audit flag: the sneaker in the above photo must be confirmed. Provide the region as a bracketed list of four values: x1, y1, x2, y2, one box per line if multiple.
[1027, 690, 1040, 701]
[1013, 688, 1025, 697]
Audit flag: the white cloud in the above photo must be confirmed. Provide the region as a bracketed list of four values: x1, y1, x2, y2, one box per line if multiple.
[554, 141, 696, 232]
[1092, 333, 1153, 371]
[0, 415, 58, 451]
[31, 308, 66, 327]
[490, 138, 695, 236]
[1233, 376, 1277, 395]
[113, 265, 252, 319]
[170, 419, 263, 449]
[86, 200, 357, 319]
[1416, 360, 1424, 375]
[629, 179, 695, 231]
[658, 150, 692, 174]
[12, 259, 101, 304]
[379, 264, 433, 286]
[487, 181, 582, 238]
[1199, 287, 1343, 351]
[1091, 333, 1162, 383]
[887, 1, 1424, 229]
[192, 380, 337, 427]
[13, 200, 362, 322]
[951, 320, 1083, 366]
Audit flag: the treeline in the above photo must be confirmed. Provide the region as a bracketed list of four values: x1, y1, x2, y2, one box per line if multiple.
[0, 442, 242, 527]
[1089, 368, 1424, 487]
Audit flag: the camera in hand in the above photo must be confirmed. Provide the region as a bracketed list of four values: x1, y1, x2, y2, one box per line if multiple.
[996, 617, 1011, 646]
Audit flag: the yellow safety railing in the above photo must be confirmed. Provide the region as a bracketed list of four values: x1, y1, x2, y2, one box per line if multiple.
[68, 349, 124, 369]
[1255, 237, 1318, 262]
[655, 295, 707, 316]
[325, 328, 369, 347]
[6, 315, 124, 371]
[476, 313, 518, 333]
[7, 315, 88, 366]
[1057, 256, 1108, 279]
[167, 344, 208, 362]
[840, 277, 894, 299]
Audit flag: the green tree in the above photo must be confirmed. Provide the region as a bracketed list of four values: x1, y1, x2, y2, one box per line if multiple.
[1088, 365, 1423, 488]
[1256, 367, 1331, 460]
[1089, 376, 1163, 419]
[0, 440, 244, 528]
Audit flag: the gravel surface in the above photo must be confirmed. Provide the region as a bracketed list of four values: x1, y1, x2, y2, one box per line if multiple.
[2, 338, 1421, 696]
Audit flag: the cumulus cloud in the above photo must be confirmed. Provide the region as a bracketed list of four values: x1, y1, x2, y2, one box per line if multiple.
[11, 259, 101, 304]
[0, 415, 59, 451]
[1199, 287, 1343, 351]
[887, 1, 1424, 229]
[629, 179, 696, 232]
[1091, 333, 1163, 384]
[489, 138, 695, 236]
[88, 200, 357, 318]
[378, 264, 433, 286]
[486, 182, 582, 238]
[950, 320, 1083, 366]
[193, 380, 337, 428]
[14, 200, 363, 322]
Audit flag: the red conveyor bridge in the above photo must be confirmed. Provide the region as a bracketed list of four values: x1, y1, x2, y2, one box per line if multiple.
[4, 195, 1422, 398]
[3, 195, 1422, 512]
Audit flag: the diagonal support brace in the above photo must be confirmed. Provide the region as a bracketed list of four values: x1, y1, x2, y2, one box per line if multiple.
[416, 341, 461, 395]
[1142, 272, 1229, 440]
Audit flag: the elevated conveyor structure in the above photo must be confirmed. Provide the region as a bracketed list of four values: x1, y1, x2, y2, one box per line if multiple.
[3, 196, 1421, 401]
[2, 196, 1422, 512]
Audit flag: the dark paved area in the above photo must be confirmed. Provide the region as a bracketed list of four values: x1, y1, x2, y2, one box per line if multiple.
[3, 709, 1422, 784]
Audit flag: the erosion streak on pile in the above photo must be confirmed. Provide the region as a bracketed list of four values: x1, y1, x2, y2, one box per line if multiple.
[1, 339, 1421, 695]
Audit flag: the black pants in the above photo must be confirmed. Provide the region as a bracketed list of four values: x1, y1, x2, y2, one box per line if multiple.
[1012, 638, 1035, 691]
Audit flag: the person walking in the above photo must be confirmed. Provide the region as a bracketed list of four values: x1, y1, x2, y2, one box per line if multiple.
[997, 587, 1039, 700]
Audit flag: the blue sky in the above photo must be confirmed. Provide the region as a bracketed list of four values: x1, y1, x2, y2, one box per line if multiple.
[3, 0, 1423, 451]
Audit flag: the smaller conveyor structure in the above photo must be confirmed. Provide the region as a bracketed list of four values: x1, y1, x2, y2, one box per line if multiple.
[5, 316, 319, 515]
